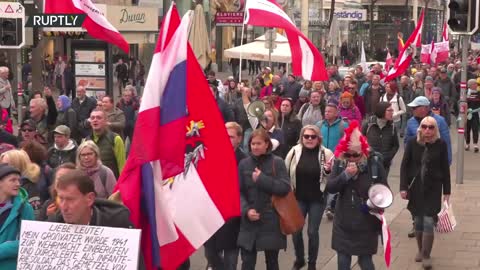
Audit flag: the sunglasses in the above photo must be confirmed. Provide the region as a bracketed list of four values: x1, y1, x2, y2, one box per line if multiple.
[303, 134, 318, 140]
[21, 129, 35, 132]
[344, 152, 362, 158]
[421, 124, 435, 130]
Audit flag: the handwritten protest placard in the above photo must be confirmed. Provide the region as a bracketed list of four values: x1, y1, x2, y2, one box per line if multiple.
[17, 220, 141, 270]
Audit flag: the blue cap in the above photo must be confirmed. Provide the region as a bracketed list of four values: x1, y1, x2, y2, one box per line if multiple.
[407, 96, 430, 107]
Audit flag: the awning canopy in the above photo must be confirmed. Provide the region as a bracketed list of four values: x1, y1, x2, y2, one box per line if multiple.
[223, 34, 291, 63]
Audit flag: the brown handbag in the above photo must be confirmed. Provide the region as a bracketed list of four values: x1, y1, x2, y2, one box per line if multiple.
[270, 159, 305, 235]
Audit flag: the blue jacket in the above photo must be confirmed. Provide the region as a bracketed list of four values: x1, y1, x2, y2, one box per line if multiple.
[316, 118, 348, 152]
[0, 188, 35, 269]
[404, 112, 452, 165]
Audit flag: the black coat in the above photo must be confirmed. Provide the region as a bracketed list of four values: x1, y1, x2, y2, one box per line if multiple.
[278, 113, 302, 154]
[207, 148, 247, 250]
[237, 153, 291, 251]
[400, 138, 451, 219]
[326, 156, 387, 255]
[362, 118, 399, 168]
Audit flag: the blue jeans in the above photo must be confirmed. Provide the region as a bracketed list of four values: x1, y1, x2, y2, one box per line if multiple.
[292, 200, 326, 265]
[337, 252, 375, 270]
[415, 216, 435, 233]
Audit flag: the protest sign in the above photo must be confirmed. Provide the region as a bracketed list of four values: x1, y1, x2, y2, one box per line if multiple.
[17, 220, 141, 270]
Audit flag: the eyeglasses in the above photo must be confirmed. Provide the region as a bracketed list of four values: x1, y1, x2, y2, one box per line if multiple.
[21, 129, 35, 132]
[303, 134, 318, 140]
[344, 152, 362, 158]
[80, 152, 95, 158]
[421, 124, 435, 130]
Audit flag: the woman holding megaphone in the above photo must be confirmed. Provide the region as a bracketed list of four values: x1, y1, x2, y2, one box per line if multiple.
[326, 120, 388, 270]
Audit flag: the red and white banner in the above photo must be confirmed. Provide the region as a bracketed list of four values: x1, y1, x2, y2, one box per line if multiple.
[45, 0, 129, 53]
[371, 212, 391, 268]
[244, 0, 328, 81]
[385, 9, 424, 81]
[420, 41, 449, 65]
[385, 50, 393, 72]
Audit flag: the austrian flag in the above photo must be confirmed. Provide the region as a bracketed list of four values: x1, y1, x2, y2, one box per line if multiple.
[45, 0, 129, 53]
[244, 0, 328, 81]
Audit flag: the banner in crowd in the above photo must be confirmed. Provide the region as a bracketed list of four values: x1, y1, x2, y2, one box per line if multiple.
[17, 221, 141, 270]
[421, 41, 449, 64]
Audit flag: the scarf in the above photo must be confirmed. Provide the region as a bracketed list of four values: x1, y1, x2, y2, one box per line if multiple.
[79, 160, 102, 177]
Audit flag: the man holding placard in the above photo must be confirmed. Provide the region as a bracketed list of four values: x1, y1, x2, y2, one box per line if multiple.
[16, 169, 144, 270]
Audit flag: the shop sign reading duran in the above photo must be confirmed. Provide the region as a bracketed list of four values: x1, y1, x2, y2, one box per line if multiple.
[107, 5, 158, 31]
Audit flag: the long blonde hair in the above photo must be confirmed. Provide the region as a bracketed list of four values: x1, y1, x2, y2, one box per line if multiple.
[417, 116, 440, 144]
[0, 149, 41, 183]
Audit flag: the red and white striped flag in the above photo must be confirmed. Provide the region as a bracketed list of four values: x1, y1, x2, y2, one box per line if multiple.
[371, 212, 392, 268]
[244, 0, 328, 81]
[442, 21, 449, 42]
[385, 49, 393, 72]
[385, 9, 425, 81]
[45, 0, 129, 53]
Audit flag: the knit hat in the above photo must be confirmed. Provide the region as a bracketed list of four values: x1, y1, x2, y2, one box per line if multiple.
[334, 120, 370, 158]
[0, 163, 20, 180]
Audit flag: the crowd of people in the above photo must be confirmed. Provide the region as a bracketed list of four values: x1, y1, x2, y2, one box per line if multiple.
[0, 50, 479, 270]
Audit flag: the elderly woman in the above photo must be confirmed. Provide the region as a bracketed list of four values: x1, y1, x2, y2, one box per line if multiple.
[285, 125, 334, 270]
[237, 129, 290, 270]
[326, 121, 387, 270]
[76, 140, 117, 199]
[400, 116, 450, 269]
[0, 164, 35, 269]
[54, 95, 79, 142]
[0, 149, 41, 218]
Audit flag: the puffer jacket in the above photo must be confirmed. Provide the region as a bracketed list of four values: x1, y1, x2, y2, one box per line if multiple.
[362, 116, 399, 168]
[316, 118, 347, 152]
[0, 188, 35, 269]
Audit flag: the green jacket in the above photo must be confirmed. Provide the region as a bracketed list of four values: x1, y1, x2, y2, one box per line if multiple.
[0, 188, 35, 269]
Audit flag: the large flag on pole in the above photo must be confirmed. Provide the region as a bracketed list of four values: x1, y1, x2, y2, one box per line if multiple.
[244, 0, 328, 80]
[45, 0, 129, 53]
[114, 3, 240, 270]
[385, 9, 425, 81]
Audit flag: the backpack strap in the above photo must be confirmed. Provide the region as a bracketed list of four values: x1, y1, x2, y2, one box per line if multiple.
[99, 165, 108, 195]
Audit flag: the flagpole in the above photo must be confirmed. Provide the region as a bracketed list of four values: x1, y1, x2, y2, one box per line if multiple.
[239, 5, 247, 84]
